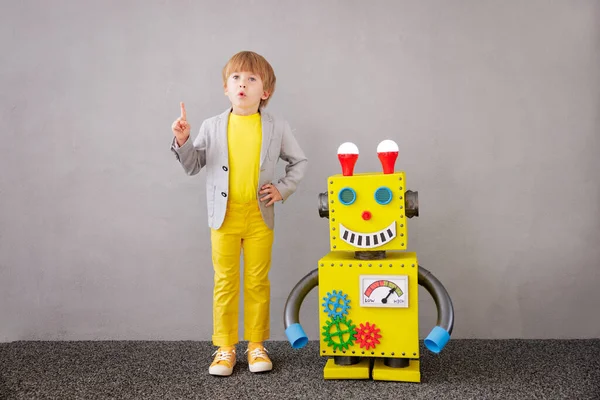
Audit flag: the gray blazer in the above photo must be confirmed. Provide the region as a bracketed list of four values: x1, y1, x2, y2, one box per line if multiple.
[171, 108, 308, 230]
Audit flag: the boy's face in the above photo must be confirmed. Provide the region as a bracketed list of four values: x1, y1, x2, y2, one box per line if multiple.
[224, 71, 270, 115]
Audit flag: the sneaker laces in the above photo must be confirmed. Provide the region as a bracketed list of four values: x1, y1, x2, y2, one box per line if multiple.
[246, 346, 269, 361]
[212, 349, 235, 364]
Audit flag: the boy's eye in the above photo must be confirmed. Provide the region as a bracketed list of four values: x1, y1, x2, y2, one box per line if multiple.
[249, 77, 256, 82]
[232, 75, 239, 79]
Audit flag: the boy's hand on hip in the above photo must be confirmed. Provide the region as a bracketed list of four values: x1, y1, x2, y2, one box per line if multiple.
[172, 102, 191, 146]
[259, 184, 282, 207]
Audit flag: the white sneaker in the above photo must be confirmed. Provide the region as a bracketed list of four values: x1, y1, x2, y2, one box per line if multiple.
[208, 347, 236, 376]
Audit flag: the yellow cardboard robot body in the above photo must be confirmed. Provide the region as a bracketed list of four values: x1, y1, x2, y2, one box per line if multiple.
[284, 140, 453, 383]
[318, 252, 420, 357]
[319, 144, 421, 381]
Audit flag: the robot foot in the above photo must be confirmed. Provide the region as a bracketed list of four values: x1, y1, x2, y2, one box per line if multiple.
[372, 358, 420, 382]
[323, 358, 371, 380]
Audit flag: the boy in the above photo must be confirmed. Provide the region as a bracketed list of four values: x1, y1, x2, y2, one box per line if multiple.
[170, 51, 308, 376]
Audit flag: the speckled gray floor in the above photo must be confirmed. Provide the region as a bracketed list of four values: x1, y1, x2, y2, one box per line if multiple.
[0, 340, 599, 399]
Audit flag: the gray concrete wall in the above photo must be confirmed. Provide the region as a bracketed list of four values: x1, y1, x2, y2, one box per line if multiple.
[1, 0, 599, 342]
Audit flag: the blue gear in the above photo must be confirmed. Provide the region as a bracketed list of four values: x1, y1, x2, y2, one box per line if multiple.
[321, 290, 351, 318]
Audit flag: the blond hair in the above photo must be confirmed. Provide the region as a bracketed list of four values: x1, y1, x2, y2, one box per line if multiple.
[222, 51, 276, 108]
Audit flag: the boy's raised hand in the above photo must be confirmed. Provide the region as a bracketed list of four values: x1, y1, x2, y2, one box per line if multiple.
[172, 102, 191, 146]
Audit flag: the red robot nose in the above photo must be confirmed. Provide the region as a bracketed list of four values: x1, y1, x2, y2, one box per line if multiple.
[362, 211, 372, 220]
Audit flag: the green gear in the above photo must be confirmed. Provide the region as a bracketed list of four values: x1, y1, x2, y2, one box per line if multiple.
[322, 317, 357, 351]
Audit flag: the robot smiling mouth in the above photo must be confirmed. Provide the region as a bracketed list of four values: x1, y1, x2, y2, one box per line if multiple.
[339, 222, 397, 248]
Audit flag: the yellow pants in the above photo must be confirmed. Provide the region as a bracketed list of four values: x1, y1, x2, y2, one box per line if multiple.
[210, 201, 274, 347]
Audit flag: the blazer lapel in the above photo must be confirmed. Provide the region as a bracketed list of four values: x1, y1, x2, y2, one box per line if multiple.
[217, 108, 231, 160]
[259, 110, 273, 167]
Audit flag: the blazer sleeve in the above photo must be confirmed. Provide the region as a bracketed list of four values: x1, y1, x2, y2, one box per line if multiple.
[274, 121, 308, 202]
[170, 121, 208, 176]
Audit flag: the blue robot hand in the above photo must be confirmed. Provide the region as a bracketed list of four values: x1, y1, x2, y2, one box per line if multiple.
[424, 326, 451, 353]
[285, 323, 309, 349]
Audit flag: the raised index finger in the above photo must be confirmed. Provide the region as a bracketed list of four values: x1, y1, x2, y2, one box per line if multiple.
[180, 102, 187, 120]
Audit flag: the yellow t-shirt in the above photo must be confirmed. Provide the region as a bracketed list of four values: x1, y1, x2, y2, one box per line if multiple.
[227, 112, 262, 203]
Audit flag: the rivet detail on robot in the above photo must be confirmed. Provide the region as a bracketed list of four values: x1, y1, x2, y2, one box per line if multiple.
[284, 139, 455, 382]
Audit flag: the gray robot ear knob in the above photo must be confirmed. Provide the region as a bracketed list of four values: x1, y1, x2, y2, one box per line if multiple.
[405, 190, 419, 218]
[318, 192, 329, 218]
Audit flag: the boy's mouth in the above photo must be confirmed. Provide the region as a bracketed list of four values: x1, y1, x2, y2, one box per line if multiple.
[238, 91, 246, 97]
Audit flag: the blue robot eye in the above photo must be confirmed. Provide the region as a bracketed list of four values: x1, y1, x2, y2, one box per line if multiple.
[338, 187, 356, 205]
[374, 187, 393, 205]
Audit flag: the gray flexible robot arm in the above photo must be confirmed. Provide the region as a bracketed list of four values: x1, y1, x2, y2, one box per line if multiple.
[418, 265, 454, 353]
[283, 269, 318, 348]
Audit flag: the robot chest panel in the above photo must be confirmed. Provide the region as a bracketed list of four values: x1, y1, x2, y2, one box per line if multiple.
[318, 252, 420, 358]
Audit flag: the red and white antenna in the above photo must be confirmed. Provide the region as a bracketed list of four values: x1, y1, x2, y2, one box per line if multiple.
[377, 140, 399, 174]
[337, 142, 359, 176]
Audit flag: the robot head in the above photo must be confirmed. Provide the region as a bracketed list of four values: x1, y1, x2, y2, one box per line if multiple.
[323, 140, 417, 252]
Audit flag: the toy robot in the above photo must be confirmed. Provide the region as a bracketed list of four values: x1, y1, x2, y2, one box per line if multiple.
[283, 140, 454, 382]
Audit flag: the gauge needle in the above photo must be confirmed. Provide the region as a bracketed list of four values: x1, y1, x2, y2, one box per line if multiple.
[381, 288, 396, 304]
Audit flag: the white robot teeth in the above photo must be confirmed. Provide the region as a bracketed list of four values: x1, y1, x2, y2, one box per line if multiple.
[339, 222, 397, 248]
